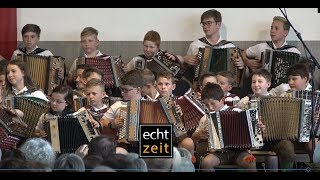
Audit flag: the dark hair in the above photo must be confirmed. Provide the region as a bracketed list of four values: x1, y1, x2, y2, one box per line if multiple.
[142, 68, 156, 85]
[298, 57, 314, 74]
[6, 60, 38, 94]
[88, 135, 117, 159]
[21, 24, 41, 36]
[143, 30, 161, 47]
[201, 83, 224, 101]
[76, 64, 91, 71]
[0, 60, 9, 75]
[250, 68, 272, 82]
[217, 71, 236, 86]
[287, 63, 309, 80]
[1, 149, 26, 161]
[82, 66, 103, 81]
[201, 9, 222, 23]
[53, 153, 85, 172]
[199, 72, 216, 86]
[49, 85, 74, 115]
[156, 71, 176, 84]
[121, 69, 144, 88]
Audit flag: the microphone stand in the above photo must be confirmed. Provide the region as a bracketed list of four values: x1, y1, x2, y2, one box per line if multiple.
[279, 8, 320, 163]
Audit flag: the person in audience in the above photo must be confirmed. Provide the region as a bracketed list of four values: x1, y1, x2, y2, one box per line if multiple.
[53, 153, 85, 172]
[19, 138, 56, 168]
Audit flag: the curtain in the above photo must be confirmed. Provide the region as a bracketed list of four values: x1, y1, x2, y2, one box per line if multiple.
[0, 8, 17, 60]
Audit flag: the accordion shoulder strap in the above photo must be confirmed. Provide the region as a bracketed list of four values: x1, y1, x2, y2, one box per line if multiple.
[19, 47, 47, 55]
[266, 41, 296, 50]
[198, 37, 233, 47]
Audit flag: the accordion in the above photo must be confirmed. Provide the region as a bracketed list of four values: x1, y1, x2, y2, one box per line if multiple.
[174, 90, 207, 131]
[258, 96, 310, 142]
[119, 97, 187, 142]
[138, 50, 185, 79]
[207, 109, 263, 151]
[77, 55, 124, 88]
[289, 90, 320, 137]
[261, 49, 300, 88]
[195, 47, 245, 87]
[16, 54, 65, 95]
[5, 96, 50, 138]
[44, 110, 100, 154]
[0, 108, 27, 149]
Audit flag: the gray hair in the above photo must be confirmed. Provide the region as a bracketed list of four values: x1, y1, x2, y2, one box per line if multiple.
[19, 138, 56, 167]
[53, 153, 85, 172]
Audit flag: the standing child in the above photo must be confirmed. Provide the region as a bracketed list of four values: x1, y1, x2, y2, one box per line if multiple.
[11, 24, 64, 84]
[11, 24, 53, 59]
[67, 27, 105, 87]
[124, 30, 189, 96]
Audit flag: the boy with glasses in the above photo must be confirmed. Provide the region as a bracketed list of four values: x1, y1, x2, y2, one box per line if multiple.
[99, 69, 144, 141]
[182, 9, 244, 90]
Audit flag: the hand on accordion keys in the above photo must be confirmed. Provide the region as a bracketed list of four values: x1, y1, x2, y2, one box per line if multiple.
[173, 101, 183, 117]
[1, 105, 27, 128]
[257, 115, 266, 136]
[113, 117, 124, 129]
[87, 115, 100, 129]
[234, 56, 245, 70]
[58, 68, 64, 80]
[183, 55, 199, 66]
[34, 130, 47, 138]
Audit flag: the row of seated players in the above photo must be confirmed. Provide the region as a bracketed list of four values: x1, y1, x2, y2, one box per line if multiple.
[2, 58, 316, 171]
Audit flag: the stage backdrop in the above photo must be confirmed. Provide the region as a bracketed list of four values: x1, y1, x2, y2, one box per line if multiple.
[0, 8, 17, 60]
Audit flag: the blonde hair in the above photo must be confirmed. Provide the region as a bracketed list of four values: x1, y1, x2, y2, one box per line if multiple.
[85, 78, 105, 92]
[273, 16, 290, 31]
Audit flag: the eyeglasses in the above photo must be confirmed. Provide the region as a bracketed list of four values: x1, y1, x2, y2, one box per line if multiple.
[49, 99, 66, 104]
[119, 87, 136, 93]
[200, 21, 215, 27]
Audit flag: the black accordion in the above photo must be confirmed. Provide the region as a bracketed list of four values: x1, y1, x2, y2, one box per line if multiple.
[138, 50, 186, 79]
[44, 110, 100, 154]
[261, 49, 300, 88]
[0, 108, 27, 149]
[5, 96, 50, 138]
[207, 109, 263, 151]
[77, 55, 124, 88]
[119, 97, 187, 142]
[16, 54, 65, 95]
[196, 47, 245, 87]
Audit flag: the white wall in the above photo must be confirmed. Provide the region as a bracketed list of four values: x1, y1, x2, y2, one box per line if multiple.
[17, 8, 320, 41]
